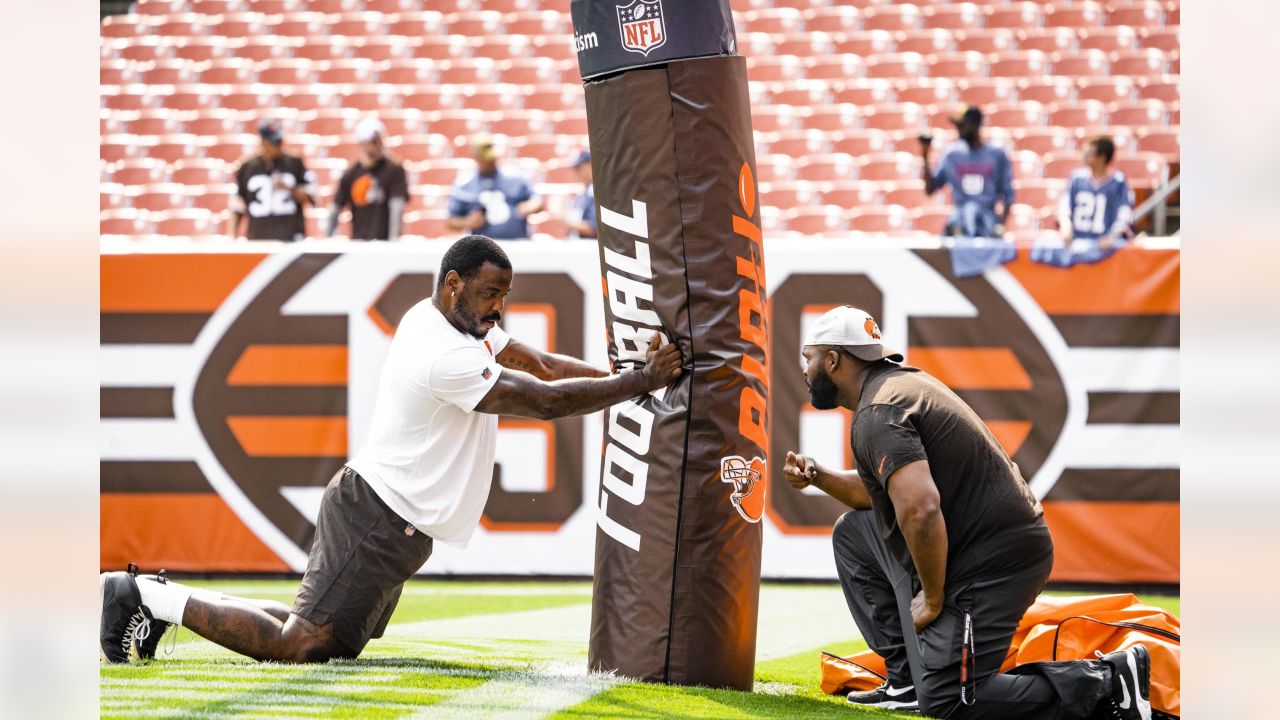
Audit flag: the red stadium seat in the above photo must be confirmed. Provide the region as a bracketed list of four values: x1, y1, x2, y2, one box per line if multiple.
[1078, 27, 1141, 54]
[923, 3, 983, 31]
[848, 206, 912, 234]
[308, 0, 359, 12]
[986, 102, 1047, 130]
[327, 11, 386, 38]
[153, 209, 221, 238]
[1107, 1, 1167, 28]
[898, 29, 955, 56]
[377, 59, 434, 86]
[1137, 126, 1180, 160]
[1015, 178, 1067, 211]
[1140, 28, 1180, 53]
[862, 5, 923, 32]
[1111, 49, 1170, 76]
[865, 52, 928, 80]
[149, 135, 203, 164]
[505, 10, 568, 36]
[862, 103, 927, 132]
[132, 184, 191, 213]
[186, 113, 242, 137]
[882, 181, 934, 210]
[796, 154, 858, 183]
[102, 90, 155, 113]
[230, 37, 297, 62]
[107, 157, 169, 185]
[100, 209, 154, 237]
[446, 10, 505, 37]
[1042, 151, 1080, 180]
[806, 56, 869, 83]
[831, 31, 895, 57]
[388, 11, 448, 38]
[302, 109, 359, 137]
[764, 130, 830, 158]
[135, 0, 186, 16]
[551, 111, 588, 137]
[257, 59, 316, 85]
[761, 182, 817, 211]
[193, 0, 249, 12]
[1013, 126, 1075, 156]
[822, 182, 881, 208]
[742, 8, 805, 34]
[1016, 27, 1078, 55]
[989, 51, 1051, 78]
[171, 159, 230, 186]
[200, 58, 256, 85]
[804, 104, 864, 133]
[487, 109, 551, 138]
[755, 155, 796, 185]
[831, 80, 895, 106]
[117, 40, 172, 63]
[1077, 77, 1138, 104]
[770, 81, 835, 108]
[911, 206, 952, 235]
[439, 58, 498, 85]
[100, 114, 125, 136]
[1053, 50, 1109, 77]
[523, 84, 578, 113]
[747, 56, 804, 84]
[101, 136, 143, 164]
[402, 209, 450, 239]
[804, 7, 861, 34]
[1044, 2, 1104, 29]
[374, 110, 425, 138]
[956, 29, 1016, 55]
[1114, 152, 1170, 185]
[1167, 3, 1180, 26]
[173, 39, 233, 63]
[353, 37, 416, 63]
[387, 134, 447, 164]
[1138, 77, 1179, 103]
[930, 51, 988, 80]
[897, 79, 960, 106]
[1006, 149, 1043, 180]
[1109, 100, 1169, 126]
[138, 60, 196, 86]
[204, 135, 258, 163]
[500, 57, 560, 86]
[421, 109, 484, 140]
[294, 38, 355, 64]
[214, 12, 267, 40]
[243, 0, 301, 13]
[317, 58, 378, 84]
[1018, 77, 1076, 105]
[267, 12, 329, 38]
[859, 152, 918, 182]
[752, 106, 803, 134]
[100, 60, 136, 86]
[407, 158, 472, 186]
[985, 3, 1044, 30]
[101, 16, 142, 39]
[1048, 100, 1108, 128]
[101, 183, 130, 211]
[787, 206, 848, 236]
[957, 78, 1019, 107]
[152, 14, 209, 38]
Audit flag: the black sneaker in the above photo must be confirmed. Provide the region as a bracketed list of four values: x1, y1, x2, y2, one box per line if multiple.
[99, 570, 142, 663]
[846, 680, 919, 711]
[129, 568, 172, 661]
[1099, 645, 1152, 720]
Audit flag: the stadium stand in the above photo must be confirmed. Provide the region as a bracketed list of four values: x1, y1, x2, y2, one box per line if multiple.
[100, 0, 1180, 240]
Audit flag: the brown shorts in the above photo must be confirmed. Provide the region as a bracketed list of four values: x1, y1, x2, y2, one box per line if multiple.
[292, 467, 433, 656]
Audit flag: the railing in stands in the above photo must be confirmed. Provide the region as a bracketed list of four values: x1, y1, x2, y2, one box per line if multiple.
[1133, 173, 1181, 237]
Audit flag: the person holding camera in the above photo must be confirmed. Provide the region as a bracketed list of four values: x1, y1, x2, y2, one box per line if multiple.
[446, 134, 543, 240]
[920, 105, 1014, 240]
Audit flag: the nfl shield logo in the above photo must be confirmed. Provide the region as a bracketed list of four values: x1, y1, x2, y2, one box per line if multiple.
[616, 0, 667, 57]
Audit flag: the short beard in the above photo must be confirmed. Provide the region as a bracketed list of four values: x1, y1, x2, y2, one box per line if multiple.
[453, 292, 500, 339]
[808, 366, 840, 410]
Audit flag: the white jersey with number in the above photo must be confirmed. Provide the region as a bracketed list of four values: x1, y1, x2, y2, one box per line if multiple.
[348, 298, 508, 547]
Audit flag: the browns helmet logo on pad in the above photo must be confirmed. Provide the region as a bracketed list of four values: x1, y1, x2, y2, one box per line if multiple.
[720, 455, 766, 524]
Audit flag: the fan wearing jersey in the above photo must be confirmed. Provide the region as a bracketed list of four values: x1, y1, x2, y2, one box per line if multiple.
[920, 105, 1015, 239]
[99, 235, 683, 665]
[228, 120, 315, 241]
[326, 118, 409, 241]
[1059, 136, 1134, 250]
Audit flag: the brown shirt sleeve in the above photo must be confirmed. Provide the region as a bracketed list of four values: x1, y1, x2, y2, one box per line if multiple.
[852, 403, 928, 490]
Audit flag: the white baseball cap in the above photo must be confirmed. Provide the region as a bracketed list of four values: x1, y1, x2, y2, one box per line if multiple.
[355, 117, 385, 143]
[803, 306, 904, 363]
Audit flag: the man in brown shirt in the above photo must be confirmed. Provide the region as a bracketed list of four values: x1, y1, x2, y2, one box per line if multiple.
[325, 118, 409, 241]
[785, 306, 1152, 719]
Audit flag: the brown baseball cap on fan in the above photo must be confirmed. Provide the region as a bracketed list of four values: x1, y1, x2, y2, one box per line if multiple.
[803, 306, 904, 363]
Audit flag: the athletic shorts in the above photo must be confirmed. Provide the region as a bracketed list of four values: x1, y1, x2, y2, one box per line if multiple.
[292, 466, 433, 656]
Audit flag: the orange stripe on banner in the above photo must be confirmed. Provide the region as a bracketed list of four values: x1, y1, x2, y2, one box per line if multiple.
[101, 254, 266, 313]
[1006, 247, 1180, 315]
[1042, 501, 1180, 584]
[227, 416, 348, 457]
[101, 494, 288, 572]
[908, 348, 1032, 390]
[227, 345, 348, 386]
[985, 420, 1032, 456]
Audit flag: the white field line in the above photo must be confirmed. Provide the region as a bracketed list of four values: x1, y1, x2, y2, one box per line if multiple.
[403, 662, 624, 720]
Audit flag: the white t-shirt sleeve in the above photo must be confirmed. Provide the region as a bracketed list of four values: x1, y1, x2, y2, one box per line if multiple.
[487, 323, 511, 355]
[428, 346, 503, 412]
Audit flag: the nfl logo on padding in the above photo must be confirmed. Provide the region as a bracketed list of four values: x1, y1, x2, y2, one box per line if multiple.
[616, 0, 666, 57]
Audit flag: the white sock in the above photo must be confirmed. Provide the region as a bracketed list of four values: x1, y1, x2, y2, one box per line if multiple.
[135, 577, 207, 625]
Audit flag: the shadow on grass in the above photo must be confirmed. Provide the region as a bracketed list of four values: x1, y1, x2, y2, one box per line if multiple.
[552, 681, 916, 720]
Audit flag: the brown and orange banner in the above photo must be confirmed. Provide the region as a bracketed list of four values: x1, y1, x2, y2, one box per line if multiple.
[100, 242, 1179, 585]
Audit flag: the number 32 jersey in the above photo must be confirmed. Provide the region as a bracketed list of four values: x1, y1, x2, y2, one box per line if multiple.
[232, 153, 314, 241]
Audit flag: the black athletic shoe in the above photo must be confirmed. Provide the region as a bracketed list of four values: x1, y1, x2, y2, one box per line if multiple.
[846, 680, 919, 711]
[99, 570, 143, 663]
[129, 568, 172, 661]
[1100, 645, 1152, 720]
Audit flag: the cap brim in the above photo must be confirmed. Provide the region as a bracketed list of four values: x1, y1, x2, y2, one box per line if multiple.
[845, 344, 904, 363]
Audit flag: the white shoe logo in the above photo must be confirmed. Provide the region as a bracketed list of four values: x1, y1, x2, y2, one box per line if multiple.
[1118, 674, 1131, 710]
[886, 685, 914, 697]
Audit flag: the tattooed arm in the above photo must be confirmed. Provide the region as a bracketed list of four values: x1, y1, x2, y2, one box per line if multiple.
[496, 337, 608, 381]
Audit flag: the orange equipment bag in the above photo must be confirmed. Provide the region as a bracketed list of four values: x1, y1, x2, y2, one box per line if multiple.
[820, 594, 1181, 717]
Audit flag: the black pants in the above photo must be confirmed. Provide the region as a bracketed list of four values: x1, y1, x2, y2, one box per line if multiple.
[833, 510, 1113, 719]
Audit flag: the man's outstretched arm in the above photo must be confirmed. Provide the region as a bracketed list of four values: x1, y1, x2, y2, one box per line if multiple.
[476, 337, 680, 420]
[782, 451, 873, 510]
[496, 337, 608, 381]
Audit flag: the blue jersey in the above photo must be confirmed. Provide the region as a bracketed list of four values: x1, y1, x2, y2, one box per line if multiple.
[570, 182, 596, 239]
[1059, 169, 1134, 242]
[447, 167, 537, 240]
[932, 141, 1014, 238]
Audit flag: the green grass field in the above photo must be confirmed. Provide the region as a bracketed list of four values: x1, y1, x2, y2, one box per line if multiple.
[100, 580, 1179, 719]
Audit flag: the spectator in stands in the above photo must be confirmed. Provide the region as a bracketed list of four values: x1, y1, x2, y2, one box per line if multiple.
[920, 105, 1014, 239]
[446, 134, 543, 240]
[228, 119, 314, 242]
[564, 149, 596, 239]
[1058, 135, 1134, 251]
[326, 118, 409, 241]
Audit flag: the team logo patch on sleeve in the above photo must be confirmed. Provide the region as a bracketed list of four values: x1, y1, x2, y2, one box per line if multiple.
[481, 367, 492, 380]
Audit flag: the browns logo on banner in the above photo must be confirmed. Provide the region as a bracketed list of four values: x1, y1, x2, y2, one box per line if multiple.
[571, 0, 767, 691]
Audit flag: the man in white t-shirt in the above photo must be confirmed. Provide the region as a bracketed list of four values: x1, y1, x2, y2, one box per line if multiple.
[99, 235, 683, 664]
